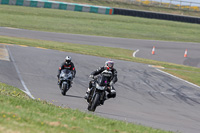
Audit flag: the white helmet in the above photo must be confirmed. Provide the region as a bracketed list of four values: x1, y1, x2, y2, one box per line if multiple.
[65, 56, 71, 64]
[105, 60, 114, 70]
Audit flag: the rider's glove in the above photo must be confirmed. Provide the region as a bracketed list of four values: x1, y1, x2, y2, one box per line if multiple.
[89, 75, 94, 78]
[110, 81, 114, 86]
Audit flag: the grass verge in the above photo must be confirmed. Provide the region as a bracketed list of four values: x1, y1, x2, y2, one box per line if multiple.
[0, 5, 200, 43]
[162, 69, 200, 86]
[0, 82, 173, 133]
[1, 35, 200, 86]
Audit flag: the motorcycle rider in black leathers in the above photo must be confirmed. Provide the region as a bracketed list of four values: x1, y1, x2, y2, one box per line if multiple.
[84, 60, 118, 101]
[57, 56, 76, 85]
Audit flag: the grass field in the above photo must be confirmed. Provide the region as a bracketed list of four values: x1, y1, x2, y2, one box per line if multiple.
[0, 82, 173, 133]
[0, 5, 200, 43]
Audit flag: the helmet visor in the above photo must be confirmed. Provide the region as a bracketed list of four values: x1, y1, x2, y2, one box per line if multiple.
[107, 62, 113, 69]
[66, 60, 71, 63]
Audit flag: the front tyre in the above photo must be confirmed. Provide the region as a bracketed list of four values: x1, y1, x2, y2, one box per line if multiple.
[90, 93, 100, 112]
[61, 82, 69, 95]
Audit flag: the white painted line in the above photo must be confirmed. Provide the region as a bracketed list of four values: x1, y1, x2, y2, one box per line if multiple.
[132, 49, 139, 57]
[6, 46, 35, 99]
[156, 68, 200, 89]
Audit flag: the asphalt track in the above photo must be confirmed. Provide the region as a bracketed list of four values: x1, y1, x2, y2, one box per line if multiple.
[0, 27, 200, 68]
[1, 44, 200, 133]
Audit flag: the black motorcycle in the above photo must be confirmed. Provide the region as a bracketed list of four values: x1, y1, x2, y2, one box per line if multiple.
[58, 69, 73, 95]
[87, 73, 111, 112]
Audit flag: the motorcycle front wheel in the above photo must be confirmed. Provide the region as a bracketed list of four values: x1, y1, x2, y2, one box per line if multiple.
[89, 93, 100, 112]
[61, 82, 69, 96]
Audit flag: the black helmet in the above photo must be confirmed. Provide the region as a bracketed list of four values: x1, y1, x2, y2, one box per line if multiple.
[65, 56, 71, 64]
[105, 60, 114, 70]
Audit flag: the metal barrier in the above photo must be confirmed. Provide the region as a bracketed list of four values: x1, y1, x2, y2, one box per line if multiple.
[114, 7, 200, 24]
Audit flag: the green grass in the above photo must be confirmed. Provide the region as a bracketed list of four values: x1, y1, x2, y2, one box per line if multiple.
[0, 5, 200, 43]
[0, 35, 133, 60]
[1, 35, 200, 86]
[163, 69, 200, 85]
[0, 82, 173, 133]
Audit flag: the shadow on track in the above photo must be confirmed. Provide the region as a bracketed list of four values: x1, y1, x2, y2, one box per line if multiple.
[64, 94, 84, 99]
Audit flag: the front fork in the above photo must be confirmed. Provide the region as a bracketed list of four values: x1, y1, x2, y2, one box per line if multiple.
[60, 80, 71, 89]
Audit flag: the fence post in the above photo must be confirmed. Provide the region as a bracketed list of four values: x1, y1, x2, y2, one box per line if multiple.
[168, 0, 172, 8]
[139, 0, 142, 5]
[189, 2, 192, 11]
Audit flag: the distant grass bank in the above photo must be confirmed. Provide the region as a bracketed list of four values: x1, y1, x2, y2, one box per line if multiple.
[0, 5, 200, 43]
[1, 35, 200, 86]
[55, 0, 200, 17]
[0, 82, 173, 133]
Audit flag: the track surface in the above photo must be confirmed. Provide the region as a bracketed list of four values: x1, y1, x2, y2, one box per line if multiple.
[1, 44, 200, 133]
[0, 27, 200, 68]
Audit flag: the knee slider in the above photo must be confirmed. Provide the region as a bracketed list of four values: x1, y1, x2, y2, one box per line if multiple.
[112, 92, 116, 98]
[107, 91, 116, 98]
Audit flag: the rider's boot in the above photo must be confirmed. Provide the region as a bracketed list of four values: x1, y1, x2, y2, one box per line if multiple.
[101, 94, 109, 105]
[57, 79, 60, 85]
[84, 88, 91, 100]
[70, 81, 73, 87]
[57, 75, 60, 85]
